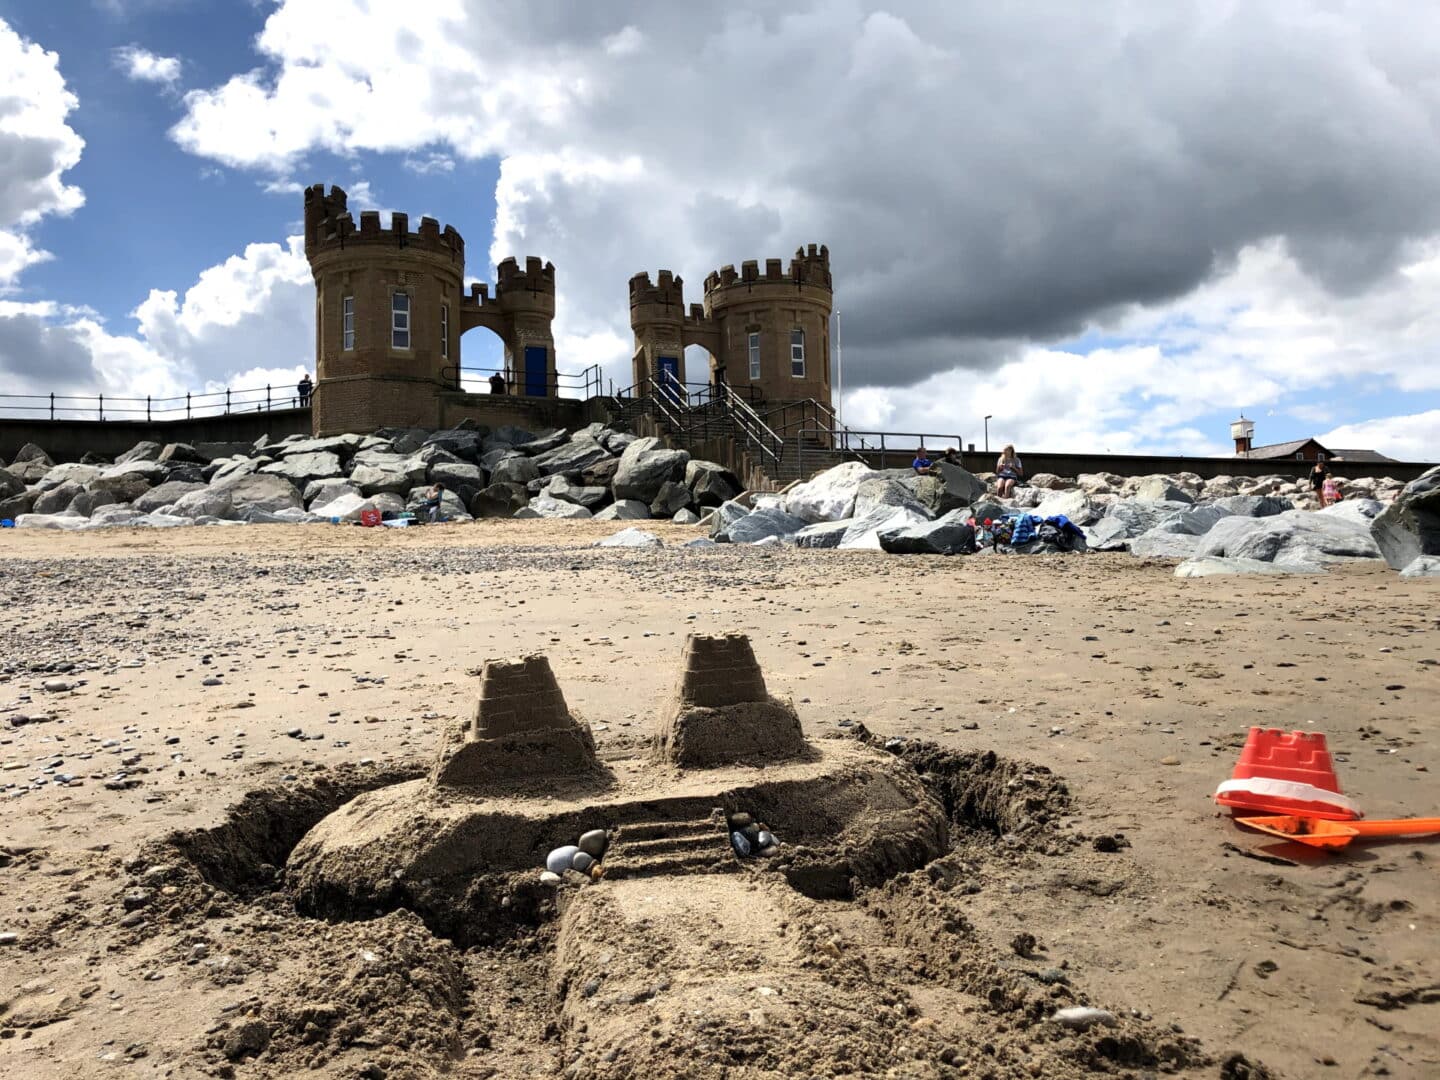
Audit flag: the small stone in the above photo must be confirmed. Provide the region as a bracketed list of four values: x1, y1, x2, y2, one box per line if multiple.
[42, 679, 74, 693]
[122, 889, 152, 911]
[729, 813, 754, 830]
[730, 831, 752, 858]
[1049, 1007, 1116, 1030]
[1160, 756, 1181, 766]
[201, 677, 222, 687]
[539, 871, 561, 886]
[0, 932, 17, 945]
[756, 830, 775, 849]
[572, 851, 595, 873]
[577, 829, 608, 859]
[546, 845, 580, 874]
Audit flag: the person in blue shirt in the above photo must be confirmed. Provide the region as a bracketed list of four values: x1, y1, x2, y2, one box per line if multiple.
[912, 447, 933, 475]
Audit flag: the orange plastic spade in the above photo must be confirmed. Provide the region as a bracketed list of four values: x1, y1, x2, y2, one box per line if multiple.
[1237, 815, 1440, 849]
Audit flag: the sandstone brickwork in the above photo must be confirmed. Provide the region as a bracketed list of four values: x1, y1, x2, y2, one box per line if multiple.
[655, 633, 809, 767]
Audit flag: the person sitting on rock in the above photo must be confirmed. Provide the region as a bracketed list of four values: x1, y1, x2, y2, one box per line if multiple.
[996, 445, 1024, 498]
[940, 448, 961, 467]
[912, 447, 933, 475]
[421, 482, 446, 523]
[489, 372, 507, 395]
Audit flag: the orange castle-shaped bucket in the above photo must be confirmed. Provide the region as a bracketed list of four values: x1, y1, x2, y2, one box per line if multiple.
[1214, 727, 1360, 821]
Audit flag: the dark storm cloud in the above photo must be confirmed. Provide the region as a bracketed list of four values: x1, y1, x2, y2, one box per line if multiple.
[0, 314, 97, 392]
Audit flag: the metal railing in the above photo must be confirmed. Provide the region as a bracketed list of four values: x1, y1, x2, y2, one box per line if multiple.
[792, 425, 965, 477]
[441, 363, 604, 399]
[606, 377, 783, 465]
[0, 384, 313, 422]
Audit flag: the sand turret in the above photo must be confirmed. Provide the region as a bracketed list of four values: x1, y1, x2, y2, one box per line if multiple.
[433, 655, 597, 787]
[654, 633, 808, 766]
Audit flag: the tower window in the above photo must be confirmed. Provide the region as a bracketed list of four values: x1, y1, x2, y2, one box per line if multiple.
[392, 291, 410, 349]
[790, 329, 805, 377]
[441, 304, 449, 359]
[748, 332, 761, 380]
[342, 296, 355, 350]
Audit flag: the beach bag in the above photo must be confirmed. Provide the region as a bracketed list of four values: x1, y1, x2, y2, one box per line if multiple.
[359, 508, 382, 527]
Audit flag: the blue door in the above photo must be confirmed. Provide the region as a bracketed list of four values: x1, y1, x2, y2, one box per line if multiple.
[658, 356, 680, 403]
[524, 346, 548, 397]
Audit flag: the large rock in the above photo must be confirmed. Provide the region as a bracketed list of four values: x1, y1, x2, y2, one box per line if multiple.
[1211, 495, 1292, 517]
[429, 461, 485, 490]
[68, 489, 119, 517]
[1400, 555, 1440, 578]
[213, 473, 304, 513]
[97, 459, 168, 487]
[1148, 504, 1233, 536]
[792, 519, 852, 549]
[839, 506, 930, 550]
[115, 441, 161, 465]
[546, 475, 609, 510]
[685, 460, 740, 507]
[879, 510, 977, 555]
[1133, 477, 1195, 504]
[210, 456, 266, 483]
[593, 499, 651, 521]
[32, 481, 83, 515]
[260, 452, 343, 489]
[1129, 531, 1206, 559]
[612, 436, 689, 503]
[481, 425, 537, 453]
[1317, 499, 1384, 527]
[489, 453, 541, 487]
[277, 434, 364, 460]
[784, 461, 871, 523]
[723, 506, 807, 544]
[171, 487, 237, 520]
[349, 457, 428, 495]
[1198, 510, 1382, 568]
[405, 487, 471, 521]
[1175, 556, 1305, 578]
[517, 493, 593, 519]
[581, 456, 621, 488]
[38, 462, 101, 489]
[1031, 488, 1101, 526]
[469, 482, 530, 519]
[157, 442, 207, 465]
[133, 480, 207, 513]
[87, 505, 144, 528]
[854, 472, 928, 519]
[422, 429, 483, 461]
[0, 467, 22, 499]
[513, 429, 569, 455]
[0, 491, 36, 519]
[708, 500, 751, 539]
[304, 478, 361, 507]
[534, 436, 612, 477]
[649, 480, 693, 518]
[930, 460, 988, 506]
[15, 512, 86, 530]
[1370, 466, 1440, 570]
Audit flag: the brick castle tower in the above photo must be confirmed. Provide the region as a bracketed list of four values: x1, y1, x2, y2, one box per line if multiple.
[628, 245, 833, 409]
[303, 184, 557, 435]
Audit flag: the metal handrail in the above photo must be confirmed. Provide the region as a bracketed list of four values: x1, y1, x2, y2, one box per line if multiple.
[441, 363, 603, 399]
[792, 425, 964, 476]
[715, 382, 783, 463]
[0, 383, 314, 422]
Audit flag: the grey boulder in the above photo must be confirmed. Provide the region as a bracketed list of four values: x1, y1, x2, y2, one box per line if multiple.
[1400, 555, 1440, 578]
[171, 488, 237, 520]
[513, 429, 569, 455]
[1175, 556, 1306, 577]
[0, 467, 23, 499]
[672, 508, 701, 525]
[261, 452, 343, 489]
[517, 493, 593, 519]
[158, 442, 207, 465]
[708, 499, 751, 539]
[349, 457, 428, 495]
[32, 481, 84, 515]
[685, 460, 740, 507]
[115, 441, 161, 465]
[594, 527, 662, 548]
[133, 480, 208, 513]
[723, 506, 807, 544]
[534, 436, 612, 478]
[593, 499, 651, 521]
[469, 482, 530, 519]
[879, 509, 977, 555]
[650, 480, 693, 518]
[1133, 477, 1195, 504]
[1129, 531, 1205, 559]
[854, 472, 928, 519]
[429, 461, 486, 490]
[546, 475, 609, 510]
[1199, 510, 1382, 567]
[613, 436, 689, 503]
[489, 453, 541, 487]
[213, 473, 304, 513]
[1370, 466, 1440, 570]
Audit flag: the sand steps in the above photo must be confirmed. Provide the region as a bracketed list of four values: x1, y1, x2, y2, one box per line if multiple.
[603, 818, 733, 880]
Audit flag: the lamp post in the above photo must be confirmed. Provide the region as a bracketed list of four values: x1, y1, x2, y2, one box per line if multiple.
[984, 415, 993, 454]
[833, 307, 843, 428]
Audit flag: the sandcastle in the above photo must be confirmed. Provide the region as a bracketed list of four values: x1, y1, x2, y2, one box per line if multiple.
[654, 632, 808, 766]
[286, 632, 947, 923]
[432, 655, 598, 788]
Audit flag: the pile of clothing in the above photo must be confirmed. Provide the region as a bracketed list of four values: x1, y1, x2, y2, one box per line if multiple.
[972, 513, 1087, 554]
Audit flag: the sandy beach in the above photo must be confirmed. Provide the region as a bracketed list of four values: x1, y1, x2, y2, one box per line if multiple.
[1, 522, 1436, 1078]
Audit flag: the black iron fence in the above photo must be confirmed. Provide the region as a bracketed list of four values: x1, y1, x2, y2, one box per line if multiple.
[0, 383, 313, 422]
[442, 364, 604, 399]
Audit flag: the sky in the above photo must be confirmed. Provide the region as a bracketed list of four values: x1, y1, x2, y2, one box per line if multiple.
[1, 0, 1438, 459]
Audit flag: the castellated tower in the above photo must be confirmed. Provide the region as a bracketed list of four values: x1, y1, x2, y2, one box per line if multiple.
[628, 245, 833, 410]
[304, 184, 557, 435]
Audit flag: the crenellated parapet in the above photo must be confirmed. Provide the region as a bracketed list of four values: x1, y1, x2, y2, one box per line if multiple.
[702, 243, 830, 296]
[304, 184, 464, 264]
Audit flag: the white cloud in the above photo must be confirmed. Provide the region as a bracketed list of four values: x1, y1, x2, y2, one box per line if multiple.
[1318, 411, 1440, 463]
[0, 18, 85, 290]
[114, 45, 182, 87]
